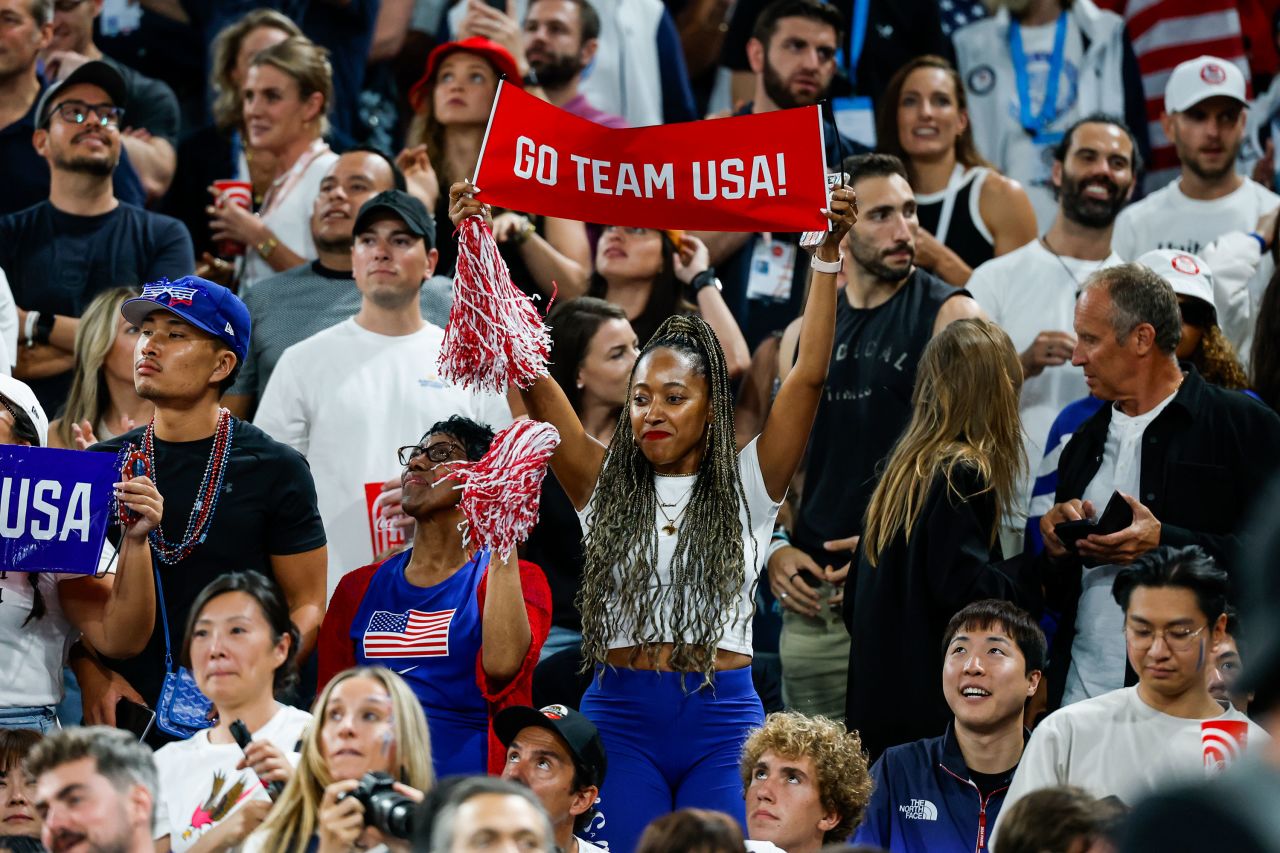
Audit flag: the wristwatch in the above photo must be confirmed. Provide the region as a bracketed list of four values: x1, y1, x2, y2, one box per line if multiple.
[690, 268, 723, 295]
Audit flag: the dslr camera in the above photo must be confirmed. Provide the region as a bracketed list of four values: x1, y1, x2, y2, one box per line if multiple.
[337, 771, 416, 839]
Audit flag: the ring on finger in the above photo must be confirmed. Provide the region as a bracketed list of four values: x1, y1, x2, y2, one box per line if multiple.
[780, 592, 790, 600]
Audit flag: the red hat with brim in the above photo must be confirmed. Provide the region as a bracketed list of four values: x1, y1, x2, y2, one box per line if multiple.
[408, 36, 522, 113]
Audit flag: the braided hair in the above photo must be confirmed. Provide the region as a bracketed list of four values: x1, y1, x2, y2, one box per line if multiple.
[577, 314, 753, 685]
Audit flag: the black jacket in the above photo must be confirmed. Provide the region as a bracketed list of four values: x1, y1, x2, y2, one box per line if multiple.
[844, 463, 1035, 760]
[1043, 367, 1280, 708]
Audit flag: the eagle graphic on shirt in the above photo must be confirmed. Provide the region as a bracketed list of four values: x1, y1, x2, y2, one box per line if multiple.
[181, 772, 253, 840]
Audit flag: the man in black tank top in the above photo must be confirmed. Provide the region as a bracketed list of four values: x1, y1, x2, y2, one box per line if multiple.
[767, 154, 981, 721]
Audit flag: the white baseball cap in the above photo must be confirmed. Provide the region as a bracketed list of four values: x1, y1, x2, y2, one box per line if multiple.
[1165, 56, 1247, 114]
[0, 374, 48, 447]
[1137, 249, 1216, 320]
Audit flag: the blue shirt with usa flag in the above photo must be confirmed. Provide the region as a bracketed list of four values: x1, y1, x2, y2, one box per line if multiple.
[350, 549, 488, 778]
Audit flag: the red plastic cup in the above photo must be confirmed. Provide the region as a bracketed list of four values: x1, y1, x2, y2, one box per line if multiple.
[1201, 718, 1249, 776]
[212, 179, 253, 258]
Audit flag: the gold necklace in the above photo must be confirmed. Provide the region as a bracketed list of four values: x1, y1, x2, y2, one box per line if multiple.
[656, 499, 689, 536]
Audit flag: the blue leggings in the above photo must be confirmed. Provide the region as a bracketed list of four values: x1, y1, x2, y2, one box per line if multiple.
[579, 665, 764, 853]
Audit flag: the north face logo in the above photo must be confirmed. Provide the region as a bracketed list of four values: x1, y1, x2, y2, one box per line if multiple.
[899, 799, 938, 821]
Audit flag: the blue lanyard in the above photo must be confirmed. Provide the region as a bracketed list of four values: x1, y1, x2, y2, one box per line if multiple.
[848, 0, 870, 86]
[1009, 11, 1068, 138]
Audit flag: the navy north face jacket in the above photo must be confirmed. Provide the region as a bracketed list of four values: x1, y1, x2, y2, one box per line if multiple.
[853, 724, 1018, 853]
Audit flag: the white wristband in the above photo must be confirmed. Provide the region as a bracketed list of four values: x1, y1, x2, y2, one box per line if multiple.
[810, 254, 843, 274]
[23, 311, 39, 348]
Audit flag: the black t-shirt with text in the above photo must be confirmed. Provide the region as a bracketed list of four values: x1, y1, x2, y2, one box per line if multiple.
[92, 419, 326, 707]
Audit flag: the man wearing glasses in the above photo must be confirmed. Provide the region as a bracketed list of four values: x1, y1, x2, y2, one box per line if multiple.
[991, 546, 1268, 845]
[254, 190, 510, 598]
[317, 415, 551, 779]
[0, 59, 192, 415]
[41, 0, 180, 199]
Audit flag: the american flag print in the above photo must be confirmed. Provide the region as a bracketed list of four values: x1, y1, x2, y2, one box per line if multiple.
[363, 609, 454, 658]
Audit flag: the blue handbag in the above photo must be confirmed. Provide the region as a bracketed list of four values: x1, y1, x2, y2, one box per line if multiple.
[152, 565, 215, 738]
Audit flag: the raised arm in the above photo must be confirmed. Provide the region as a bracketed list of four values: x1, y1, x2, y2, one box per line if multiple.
[756, 186, 857, 500]
[480, 549, 531, 683]
[448, 181, 606, 510]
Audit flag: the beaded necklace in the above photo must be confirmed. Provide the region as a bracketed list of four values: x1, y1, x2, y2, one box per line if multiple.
[144, 408, 235, 564]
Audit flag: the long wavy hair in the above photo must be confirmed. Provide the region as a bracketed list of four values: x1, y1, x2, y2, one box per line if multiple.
[1189, 325, 1249, 390]
[863, 319, 1025, 565]
[875, 55, 992, 187]
[254, 667, 433, 853]
[578, 315, 751, 683]
[55, 287, 139, 449]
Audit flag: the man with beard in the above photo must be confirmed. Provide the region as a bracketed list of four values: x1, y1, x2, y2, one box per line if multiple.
[0, 60, 192, 415]
[30, 727, 158, 853]
[0, 0, 145, 217]
[523, 0, 624, 128]
[766, 153, 981, 721]
[692, 0, 868, 348]
[954, 0, 1149, 230]
[1113, 56, 1279, 260]
[223, 148, 451, 419]
[966, 114, 1136, 534]
[41, 0, 179, 199]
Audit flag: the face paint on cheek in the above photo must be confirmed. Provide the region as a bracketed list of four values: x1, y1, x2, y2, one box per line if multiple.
[1197, 639, 1205, 672]
[381, 714, 395, 756]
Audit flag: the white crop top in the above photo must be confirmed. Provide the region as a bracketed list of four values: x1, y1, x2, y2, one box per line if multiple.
[576, 438, 782, 656]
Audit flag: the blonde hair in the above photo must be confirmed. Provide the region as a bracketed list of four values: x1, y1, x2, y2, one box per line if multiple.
[739, 712, 872, 843]
[863, 318, 1026, 566]
[55, 287, 139, 449]
[248, 37, 334, 138]
[209, 9, 301, 131]
[255, 668, 433, 853]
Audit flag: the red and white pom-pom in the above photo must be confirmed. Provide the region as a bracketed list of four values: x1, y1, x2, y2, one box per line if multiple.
[438, 215, 552, 394]
[438, 419, 561, 558]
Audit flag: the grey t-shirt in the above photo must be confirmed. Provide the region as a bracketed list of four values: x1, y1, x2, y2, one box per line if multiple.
[101, 55, 180, 145]
[232, 261, 453, 400]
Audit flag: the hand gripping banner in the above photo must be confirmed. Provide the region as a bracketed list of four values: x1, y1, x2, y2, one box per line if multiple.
[472, 82, 830, 233]
[0, 445, 118, 574]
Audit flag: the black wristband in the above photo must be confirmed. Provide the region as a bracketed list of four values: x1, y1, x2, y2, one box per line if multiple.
[690, 267, 721, 294]
[35, 311, 54, 345]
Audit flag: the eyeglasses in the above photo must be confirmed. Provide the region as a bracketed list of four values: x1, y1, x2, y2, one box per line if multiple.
[397, 440, 465, 466]
[51, 101, 124, 128]
[1124, 622, 1208, 653]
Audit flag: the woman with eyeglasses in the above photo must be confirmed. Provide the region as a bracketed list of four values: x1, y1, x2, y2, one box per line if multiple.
[588, 225, 751, 379]
[318, 416, 551, 780]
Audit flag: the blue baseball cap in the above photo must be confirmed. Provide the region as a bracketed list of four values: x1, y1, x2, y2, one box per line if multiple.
[121, 276, 251, 364]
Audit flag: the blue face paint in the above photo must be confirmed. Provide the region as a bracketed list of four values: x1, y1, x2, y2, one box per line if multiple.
[1196, 637, 1205, 671]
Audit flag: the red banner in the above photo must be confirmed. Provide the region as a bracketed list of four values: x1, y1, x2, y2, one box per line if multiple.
[472, 82, 830, 233]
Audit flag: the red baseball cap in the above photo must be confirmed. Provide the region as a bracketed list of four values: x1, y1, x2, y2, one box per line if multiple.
[408, 37, 522, 113]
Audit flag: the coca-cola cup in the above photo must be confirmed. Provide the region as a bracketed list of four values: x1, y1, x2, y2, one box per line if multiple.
[212, 179, 253, 258]
[1201, 718, 1249, 776]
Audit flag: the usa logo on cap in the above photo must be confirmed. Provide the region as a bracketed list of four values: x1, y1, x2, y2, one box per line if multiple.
[1172, 254, 1200, 275]
[540, 704, 571, 720]
[1201, 63, 1227, 85]
[141, 281, 199, 307]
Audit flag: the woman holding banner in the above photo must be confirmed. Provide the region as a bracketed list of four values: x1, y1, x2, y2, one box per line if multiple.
[0, 375, 161, 733]
[449, 179, 857, 850]
[402, 36, 591, 299]
[876, 55, 1037, 283]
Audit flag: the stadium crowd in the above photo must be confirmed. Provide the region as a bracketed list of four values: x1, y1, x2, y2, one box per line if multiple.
[0, 0, 1279, 850]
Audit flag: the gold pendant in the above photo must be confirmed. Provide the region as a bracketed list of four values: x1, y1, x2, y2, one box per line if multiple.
[662, 523, 677, 536]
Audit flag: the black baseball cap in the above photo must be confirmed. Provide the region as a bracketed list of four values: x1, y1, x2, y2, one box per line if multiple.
[494, 704, 607, 786]
[36, 60, 128, 130]
[353, 190, 436, 249]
